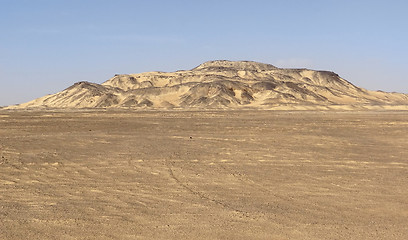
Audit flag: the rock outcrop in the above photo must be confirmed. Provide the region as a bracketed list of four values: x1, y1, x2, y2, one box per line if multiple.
[7, 60, 408, 110]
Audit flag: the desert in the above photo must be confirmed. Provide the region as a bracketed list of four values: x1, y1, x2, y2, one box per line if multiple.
[1, 109, 408, 239]
[1, 61, 408, 239]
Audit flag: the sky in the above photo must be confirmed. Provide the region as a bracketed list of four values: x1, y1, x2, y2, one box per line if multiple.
[1, 0, 408, 106]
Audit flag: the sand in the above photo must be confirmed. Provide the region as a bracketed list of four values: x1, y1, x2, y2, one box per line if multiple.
[1, 110, 408, 239]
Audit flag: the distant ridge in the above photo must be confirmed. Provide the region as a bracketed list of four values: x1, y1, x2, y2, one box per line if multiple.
[6, 60, 408, 110]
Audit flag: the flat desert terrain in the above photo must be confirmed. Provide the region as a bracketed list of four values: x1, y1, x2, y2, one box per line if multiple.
[1, 110, 407, 239]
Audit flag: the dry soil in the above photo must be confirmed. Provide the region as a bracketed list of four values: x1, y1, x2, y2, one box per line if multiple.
[0, 110, 407, 239]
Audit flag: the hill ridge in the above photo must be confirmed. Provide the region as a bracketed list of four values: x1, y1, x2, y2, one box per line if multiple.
[6, 60, 408, 110]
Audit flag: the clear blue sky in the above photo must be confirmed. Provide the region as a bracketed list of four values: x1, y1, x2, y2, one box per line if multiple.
[1, 0, 407, 106]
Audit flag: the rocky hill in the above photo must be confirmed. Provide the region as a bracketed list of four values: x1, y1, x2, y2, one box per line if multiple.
[7, 60, 408, 110]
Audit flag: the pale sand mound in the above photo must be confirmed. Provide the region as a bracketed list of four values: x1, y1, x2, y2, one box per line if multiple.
[6, 60, 408, 110]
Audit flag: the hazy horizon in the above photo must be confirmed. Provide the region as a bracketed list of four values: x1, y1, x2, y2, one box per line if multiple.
[1, 0, 407, 106]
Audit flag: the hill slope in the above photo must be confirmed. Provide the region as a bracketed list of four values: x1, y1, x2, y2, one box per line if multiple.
[7, 60, 408, 110]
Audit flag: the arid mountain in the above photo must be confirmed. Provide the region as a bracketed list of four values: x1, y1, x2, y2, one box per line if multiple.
[7, 60, 408, 110]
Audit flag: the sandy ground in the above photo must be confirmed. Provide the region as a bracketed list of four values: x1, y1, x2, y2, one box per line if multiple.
[0, 110, 407, 239]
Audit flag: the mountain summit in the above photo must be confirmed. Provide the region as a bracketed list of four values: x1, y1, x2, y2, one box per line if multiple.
[192, 60, 278, 71]
[7, 60, 408, 110]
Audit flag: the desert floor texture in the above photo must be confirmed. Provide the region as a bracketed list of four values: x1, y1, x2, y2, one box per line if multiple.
[0, 110, 407, 239]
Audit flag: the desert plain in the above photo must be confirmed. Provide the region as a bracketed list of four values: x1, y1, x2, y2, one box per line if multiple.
[0, 109, 407, 239]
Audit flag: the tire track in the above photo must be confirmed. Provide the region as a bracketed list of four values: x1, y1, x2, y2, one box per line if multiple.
[164, 158, 251, 218]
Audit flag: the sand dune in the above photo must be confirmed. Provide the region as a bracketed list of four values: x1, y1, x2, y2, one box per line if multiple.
[7, 60, 408, 110]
